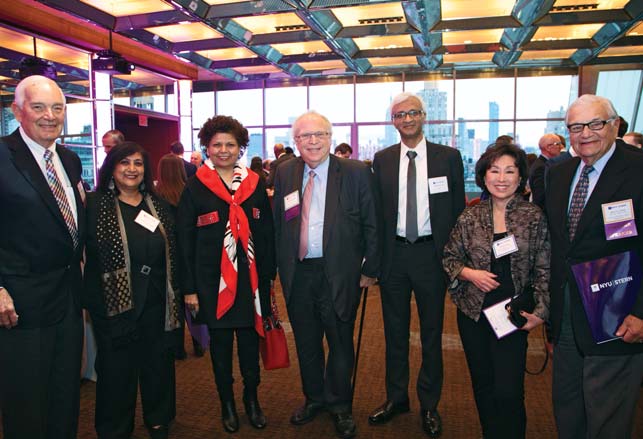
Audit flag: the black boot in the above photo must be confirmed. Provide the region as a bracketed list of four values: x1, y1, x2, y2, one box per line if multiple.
[243, 392, 267, 429]
[221, 400, 239, 433]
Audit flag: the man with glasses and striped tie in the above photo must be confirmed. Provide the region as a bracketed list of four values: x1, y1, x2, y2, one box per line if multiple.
[546, 94, 643, 439]
[0, 75, 85, 439]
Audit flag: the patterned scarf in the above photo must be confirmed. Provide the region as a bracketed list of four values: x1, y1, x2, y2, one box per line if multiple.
[97, 191, 180, 331]
[197, 160, 264, 337]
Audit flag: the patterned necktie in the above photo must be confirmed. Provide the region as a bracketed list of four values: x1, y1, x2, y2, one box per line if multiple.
[406, 150, 418, 243]
[567, 164, 594, 241]
[298, 170, 316, 261]
[44, 150, 79, 248]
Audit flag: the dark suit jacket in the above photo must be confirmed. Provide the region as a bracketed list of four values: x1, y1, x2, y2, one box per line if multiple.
[266, 153, 294, 188]
[273, 156, 380, 322]
[529, 155, 548, 209]
[177, 174, 275, 328]
[183, 159, 197, 178]
[372, 141, 465, 282]
[0, 129, 85, 328]
[545, 142, 643, 355]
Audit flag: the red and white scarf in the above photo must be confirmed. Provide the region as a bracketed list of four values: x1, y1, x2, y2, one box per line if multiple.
[197, 161, 264, 337]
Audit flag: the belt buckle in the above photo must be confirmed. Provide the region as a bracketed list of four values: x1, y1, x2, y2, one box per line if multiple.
[140, 265, 151, 275]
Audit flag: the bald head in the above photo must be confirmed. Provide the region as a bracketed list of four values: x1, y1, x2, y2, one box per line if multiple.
[538, 133, 563, 159]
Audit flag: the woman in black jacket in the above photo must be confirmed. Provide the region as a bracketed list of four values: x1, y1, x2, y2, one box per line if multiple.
[84, 142, 181, 439]
[177, 115, 276, 433]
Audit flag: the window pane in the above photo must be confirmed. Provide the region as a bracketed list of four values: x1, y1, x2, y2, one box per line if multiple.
[355, 81, 403, 122]
[193, 91, 215, 129]
[265, 87, 307, 125]
[66, 145, 96, 189]
[515, 120, 568, 155]
[309, 84, 353, 123]
[634, 94, 643, 133]
[405, 80, 454, 122]
[516, 75, 577, 119]
[426, 123, 454, 147]
[265, 128, 295, 159]
[455, 77, 514, 120]
[65, 101, 93, 145]
[596, 70, 642, 125]
[217, 89, 263, 126]
[246, 128, 264, 162]
[358, 125, 389, 161]
[456, 120, 515, 162]
[330, 125, 351, 151]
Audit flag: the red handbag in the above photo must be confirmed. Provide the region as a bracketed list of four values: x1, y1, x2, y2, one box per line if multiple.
[259, 289, 290, 370]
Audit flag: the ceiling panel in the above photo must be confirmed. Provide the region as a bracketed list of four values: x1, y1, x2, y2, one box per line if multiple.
[531, 24, 604, 41]
[353, 35, 414, 50]
[298, 60, 348, 71]
[599, 45, 643, 57]
[369, 56, 418, 67]
[233, 13, 306, 35]
[197, 47, 257, 61]
[233, 65, 283, 75]
[442, 29, 506, 46]
[627, 22, 643, 36]
[519, 49, 576, 60]
[146, 22, 222, 42]
[440, 0, 515, 20]
[444, 53, 494, 63]
[270, 41, 331, 56]
[333, 3, 407, 27]
[79, 0, 172, 17]
[552, 0, 629, 11]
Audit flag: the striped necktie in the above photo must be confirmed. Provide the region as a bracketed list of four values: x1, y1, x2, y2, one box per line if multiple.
[567, 164, 594, 241]
[44, 149, 79, 248]
[298, 170, 316, 261]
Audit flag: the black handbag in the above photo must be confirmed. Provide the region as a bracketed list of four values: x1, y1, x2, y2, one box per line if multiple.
[505, 284, 535, 328]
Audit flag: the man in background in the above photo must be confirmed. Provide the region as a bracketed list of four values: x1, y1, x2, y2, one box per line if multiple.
[623, 131, 642, 149]
[266, 143, 294, 188]
[190, 150, 203, 168]
[0, 75, 85, 439]
[101, 129, 124, 155]
[170, 140, 197, 178]
[529, 133, 563, 209]
[334, 143, 353, 159]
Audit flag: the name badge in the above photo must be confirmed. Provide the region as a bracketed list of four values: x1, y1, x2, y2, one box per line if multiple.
[602, 199, 638, 240]
[253, 207, 260, 220]
[197, 211, 219, 227]
[492, 234, 518, 259]
[428, 176, 449, 194]
[284, 190, 300, 222]
[135, 210, 159, 232]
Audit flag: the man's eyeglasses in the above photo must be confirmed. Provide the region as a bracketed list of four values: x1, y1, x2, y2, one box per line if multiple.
[392, 110, 425, 120]
[295, 131, 330, 142]
[567, 117, 615, 134]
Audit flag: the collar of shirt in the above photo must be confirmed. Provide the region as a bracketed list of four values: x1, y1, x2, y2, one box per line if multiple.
[568, 142, 616, 211]
[20, 126, 58, 175]
[400, 137, 427, 161]
[302, 155, 330, 258]
[303, 154, 330, 186]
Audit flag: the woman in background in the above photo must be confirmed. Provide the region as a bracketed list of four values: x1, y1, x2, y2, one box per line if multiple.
[84, 142, 180, 439]
[442, 143, 550, 439]
[177, 115, 275, 433]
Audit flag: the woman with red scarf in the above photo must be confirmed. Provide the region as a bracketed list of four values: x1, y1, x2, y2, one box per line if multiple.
[177, 115, 275, 434]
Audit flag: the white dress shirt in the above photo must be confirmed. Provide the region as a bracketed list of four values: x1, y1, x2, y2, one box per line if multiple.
[397, 138, 431, 237]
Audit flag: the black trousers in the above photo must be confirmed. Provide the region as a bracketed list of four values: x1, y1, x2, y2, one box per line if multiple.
[208, 326, 260, 402]
[457, 309, 528, 439]
[93, 303, 174, 439]
[0, 296, 82, 439]
[287, 259, 356, 413]
[379, 240, 445, 410]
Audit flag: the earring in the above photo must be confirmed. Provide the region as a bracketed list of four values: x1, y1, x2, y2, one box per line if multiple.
[108, 178, 115, 191]
[139, 181, 146, 192]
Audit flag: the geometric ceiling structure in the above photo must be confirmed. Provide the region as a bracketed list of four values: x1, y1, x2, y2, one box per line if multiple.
[0, 0, 641, 91]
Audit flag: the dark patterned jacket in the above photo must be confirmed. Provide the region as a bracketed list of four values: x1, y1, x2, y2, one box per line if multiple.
[442, 196, 550, 321]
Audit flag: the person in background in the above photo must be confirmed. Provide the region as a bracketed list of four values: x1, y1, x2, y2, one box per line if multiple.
[84, 142, 180, 439]
[0, 75, 85, 439]
[273, 111, 379, 439]
[617, 116, 629, 138]
[177, 115, 275, 434]
[495, 135, 514, 146]
[529, 133, 563, 209]
[623, 131, 642, 149]
[334, 142, 353, 158]
[170, 140, 197, 178]
[442, 143, 550, 439]
[102, 129, 124, 155]
[546, 95, 643, 439]
[250, 155, 268, 185]
[190, 150, 204, 168]
[156, 154, 207, 360]
[266, 143, 294, 188]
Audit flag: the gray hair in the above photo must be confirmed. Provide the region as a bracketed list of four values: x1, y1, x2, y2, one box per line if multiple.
[565, 94, 617, 124]
[292, 110, 333, 136]
[14, 75, 66, 108]
[390, 92, 426, 117]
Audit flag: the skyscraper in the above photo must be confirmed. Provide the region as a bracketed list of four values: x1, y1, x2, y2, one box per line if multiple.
[489, 101, 499, 142]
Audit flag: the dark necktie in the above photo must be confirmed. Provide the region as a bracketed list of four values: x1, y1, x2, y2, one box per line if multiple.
[298, 170, 316, 261]
[567, 164, 594, 241]
[406, 150, 418, 243]
[44, 149, 79, 248]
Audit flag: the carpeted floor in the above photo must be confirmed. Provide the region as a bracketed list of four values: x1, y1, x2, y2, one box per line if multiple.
[3, 281, 643, 438]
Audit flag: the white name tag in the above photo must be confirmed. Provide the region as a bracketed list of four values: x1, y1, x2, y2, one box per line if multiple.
[602, 199, 634, 223]
[135, 210, 159, 232]
[428, 176, 449, 194]
[284, 190, 300, 211]
[492, 234, 518, 258]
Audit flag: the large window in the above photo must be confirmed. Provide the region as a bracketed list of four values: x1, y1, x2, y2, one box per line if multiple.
[309, 84, 354, 123]
[265, 87, 307, 125]
[217, 89, 263, 126]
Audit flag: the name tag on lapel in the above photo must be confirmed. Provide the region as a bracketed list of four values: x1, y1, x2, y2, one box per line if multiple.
[428, 176, 449, 194]
[197, 211, 219, 227]
[135, 210, 159, 232]
[602, 199, 638, 240]
[253, 207, 260, 219]
[284, 190, 300, 222]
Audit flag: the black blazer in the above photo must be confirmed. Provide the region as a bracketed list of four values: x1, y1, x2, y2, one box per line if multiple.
[0, 129, 85, 328]
[545, 143, 643, 355]
[266, 153, 294, 188]
[183, 159, 197, 178]
[177, 172, 275, 328]
[529, 155, 548, 209]
[273, 156, 380, 322]
[372, 141, 465, 282]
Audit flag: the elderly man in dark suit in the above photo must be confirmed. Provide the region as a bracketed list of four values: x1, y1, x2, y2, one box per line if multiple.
[273, 111, 379, 439]
[369, 92, 465, 437]
[545, 94, 643, 439]
[529, 133, 563, 209]
[0, 75, 85, 439]
[266, 142, 294, 188]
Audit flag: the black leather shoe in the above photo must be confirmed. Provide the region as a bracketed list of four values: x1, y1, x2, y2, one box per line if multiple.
[421, 409, 442, 437]
[290, 400, 325, 425]
[368, 400, 410, 425]
[221, 400, 239, 433]
[243, 396, 267, 429]
[147, 425, 168, 439]
[332, 412, 356, 439]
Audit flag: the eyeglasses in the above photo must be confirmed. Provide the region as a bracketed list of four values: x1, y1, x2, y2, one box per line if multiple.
[567, 117, 615, 134]
[546, 141, 563, 148]
[392, 110, 424, 120]
[295, 131, 330, 142]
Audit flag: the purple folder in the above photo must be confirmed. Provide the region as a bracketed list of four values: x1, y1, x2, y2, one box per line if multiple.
[571, 250, 641, 344]
[185, 304, 210, 350]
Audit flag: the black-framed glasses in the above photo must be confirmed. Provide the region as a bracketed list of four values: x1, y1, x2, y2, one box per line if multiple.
[392, 110, 424, 120]
[295, 131, 330, 142]
[567, 117, 616, 133]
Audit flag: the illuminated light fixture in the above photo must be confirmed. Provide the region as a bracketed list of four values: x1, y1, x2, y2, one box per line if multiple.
[275, 24, 308, 32]
[551, 3, 599, 12]
[19, 37, 57, 80]
[358, 16, 403, 25]
[92, 31, 134, 75]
